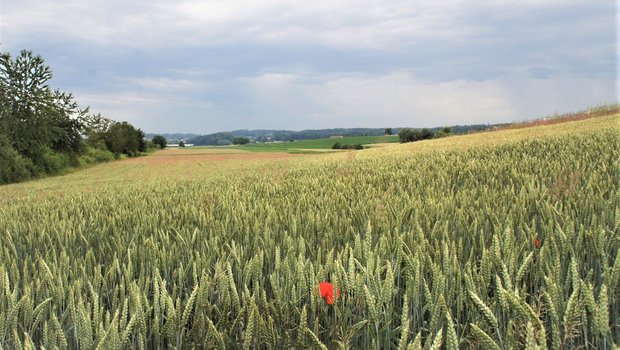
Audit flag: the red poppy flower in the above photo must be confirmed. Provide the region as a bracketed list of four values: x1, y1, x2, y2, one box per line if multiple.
[534, 239, 541, 249]
[315, 282, 341, 305]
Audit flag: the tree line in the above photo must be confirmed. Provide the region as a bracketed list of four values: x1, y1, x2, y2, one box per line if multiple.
[0, 49, 150, 185]
[179, 125, 489, 146]
[331, 142, 364, 150]
[398, 127, 452, 143]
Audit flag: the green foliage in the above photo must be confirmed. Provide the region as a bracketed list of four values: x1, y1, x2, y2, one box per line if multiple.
[232, 135, 398, 152]
[0, 49, 146, 184]
[39, 148, 73, 175]
[436, 127, 452, 138]
[189, 132, 233, 146]
[398, 128, 445, 143]
[0, 50, 87, 160]
[233, 137, 250, 145]
[0, 49, 126, 184]
[420, 128, 432, 139]
[398, 128, 430, 143]
[332, 143, 364, 150]
[151, 135, 167, 149]
[398, 128, 421, 143]
[101, 121, 146, 157]
[77, 147, 115, 166]
[0, 135, 35, 184]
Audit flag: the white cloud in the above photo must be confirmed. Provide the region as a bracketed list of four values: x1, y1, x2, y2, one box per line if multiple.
[237, 70, 615, 129]
[76, 92, 160, 107]
[497, 76, 616, 120]
[1, 0, 613, 133]
[1, 0, 558, 50]
[127, 77, 205, 92]
[68, 68, 614, 133]
[3, 0, 611, 51]
[238, 71, 514, 128]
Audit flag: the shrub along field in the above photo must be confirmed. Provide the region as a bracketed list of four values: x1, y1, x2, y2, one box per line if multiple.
[0, 113, 618, 349]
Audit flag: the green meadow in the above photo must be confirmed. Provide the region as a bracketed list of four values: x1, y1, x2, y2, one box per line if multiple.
[223, 134, 399, 152]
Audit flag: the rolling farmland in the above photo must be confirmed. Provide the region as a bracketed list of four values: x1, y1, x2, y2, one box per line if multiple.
[0, 114, 618, 349]
[225, 135, 399, 153]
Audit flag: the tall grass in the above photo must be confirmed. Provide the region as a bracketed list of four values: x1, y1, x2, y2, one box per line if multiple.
[0, 115, 618, 349]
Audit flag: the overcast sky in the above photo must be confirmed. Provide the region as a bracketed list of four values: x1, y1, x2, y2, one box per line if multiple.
[1, 0, 616, 133]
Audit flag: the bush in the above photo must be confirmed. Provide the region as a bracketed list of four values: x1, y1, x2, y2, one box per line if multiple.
[332, 143, 363, 150]
[40, 149, 72, 175]
[77, 155, 96, 166]
[102, 121, 146, 156]
[420, 128, 433, 139]
[398, 128, 421, 143]
[233, 137, 250, 145]
[152, 135, 167, 149]
[399, 128, 437, 143]
[80, 147, 115, 164]
[435, 127, 452, 138]
[0, 138, 35, 184]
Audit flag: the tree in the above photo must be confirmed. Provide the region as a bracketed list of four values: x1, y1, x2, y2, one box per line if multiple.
[103, 121, 146, 156]
[0, 50, 87, 159]
[385, 128, 393, 135]
[0, 48, 147, 184]
[233, 137, 250, 145]
[84, 113, 115, 135]
[398, 128, 422, 143]
[420, 128, 433, 140]
[435, 127, 452, 138]
[332, 142, 363, 150]
[0, 134, 35, 184]
[152, 135, 167, 149]
[188, 132, 233, 146]
[0, 49, 89, 181]
[178, 141, 185, 147]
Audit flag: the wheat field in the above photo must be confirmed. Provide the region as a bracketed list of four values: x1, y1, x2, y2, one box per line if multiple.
[0, 114, 618, 349]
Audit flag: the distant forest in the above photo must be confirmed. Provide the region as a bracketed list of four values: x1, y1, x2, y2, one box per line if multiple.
[148, 125, 490, 146]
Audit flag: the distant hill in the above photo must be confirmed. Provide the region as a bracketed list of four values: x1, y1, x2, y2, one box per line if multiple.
[148, 125, 491, 146]
[147, 105, 619, 146]
[144, 133, 199, 142]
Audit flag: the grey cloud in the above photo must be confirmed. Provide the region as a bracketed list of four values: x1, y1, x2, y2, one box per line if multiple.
[0, 0, 614, 133]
